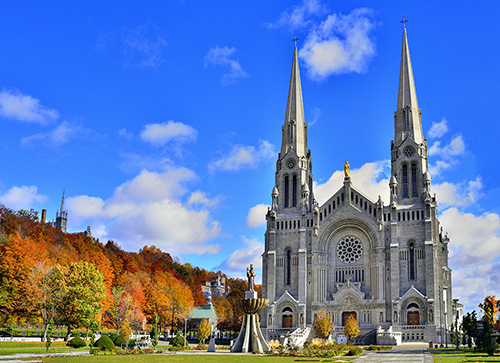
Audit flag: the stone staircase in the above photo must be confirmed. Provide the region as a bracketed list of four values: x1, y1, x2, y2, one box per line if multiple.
[353, 329, 376, 345]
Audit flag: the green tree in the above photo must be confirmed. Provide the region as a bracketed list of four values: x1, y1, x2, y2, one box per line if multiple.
[344, 315, 359, 344]
[150, 313, 159, 348]
[52, 261, 106, 340]
[462, 311, 478, 348]
[45, 318, 53, 352]
[198, 319, 211, 344]
[313, 311, 334, 339]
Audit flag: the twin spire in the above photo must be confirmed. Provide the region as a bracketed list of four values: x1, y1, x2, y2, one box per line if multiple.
[280, 23, 423, 155]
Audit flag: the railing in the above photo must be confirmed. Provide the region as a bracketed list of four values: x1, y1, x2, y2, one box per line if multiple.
[400, 325, 426, 341]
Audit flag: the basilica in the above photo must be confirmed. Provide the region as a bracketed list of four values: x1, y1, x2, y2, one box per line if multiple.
[261, 28, 456, 345]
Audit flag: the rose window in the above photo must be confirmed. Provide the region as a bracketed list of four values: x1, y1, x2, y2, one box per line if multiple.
[337, 237, 363, 263]
[403, 146, 415, 157]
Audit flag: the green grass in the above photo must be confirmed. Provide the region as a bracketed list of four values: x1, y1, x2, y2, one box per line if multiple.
[0, 341, 87, 356]
[431, 349, 500, 362]
[42, 356, 357, 363]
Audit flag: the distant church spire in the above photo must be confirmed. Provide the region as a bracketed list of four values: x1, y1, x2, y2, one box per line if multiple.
[280, 38, 307, 157]
[394, 25, 424, 146]
[55, 189, 68, 233]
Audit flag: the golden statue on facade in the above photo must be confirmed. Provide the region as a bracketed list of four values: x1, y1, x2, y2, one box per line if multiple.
[344, 160, 350, 178]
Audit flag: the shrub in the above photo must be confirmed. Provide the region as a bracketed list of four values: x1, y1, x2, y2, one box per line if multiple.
[109, 332, 119, 342]
[170, 333, 186, 348]
[127, 339, 136, 348]
[113, 335, 127, 346]
[68, 335, 87, 348]
[346, 347, 363, 356]
[94, 335, 115, 350]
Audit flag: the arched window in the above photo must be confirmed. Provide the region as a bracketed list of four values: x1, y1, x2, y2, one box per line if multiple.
[402, 164, 409, 198]
[286, 249, 291, 285]
[284, 176, 289, 208]
[292, 175, 297, 207]
[409, 242, 415, 280]
[411, 163, 418, 197]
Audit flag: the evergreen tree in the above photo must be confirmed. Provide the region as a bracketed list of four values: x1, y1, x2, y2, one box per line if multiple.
[150, 313, 159, 348]
[45, 319, 53, 352]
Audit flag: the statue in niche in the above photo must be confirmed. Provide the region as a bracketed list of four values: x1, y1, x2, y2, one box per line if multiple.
[247, 264, 255, 291]
[344, 160, 350, 178]
[394, 311, 398, 323]
[429, 309, 434, 322]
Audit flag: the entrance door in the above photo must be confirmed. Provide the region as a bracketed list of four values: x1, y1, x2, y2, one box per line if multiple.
[342, 311, 356, 326]
[407, 311, 420, 325]
[282, 315, 293, 328]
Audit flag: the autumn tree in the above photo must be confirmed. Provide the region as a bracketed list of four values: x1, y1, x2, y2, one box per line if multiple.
[120, 319, 131, 346]
[313, 311, 333, 339]
[198, 319, 211, 344]
[344, 315, 359, 344]
[212, 294, 232, 331]
[52, 261, 106, 340]
[27, 261, 61, 341]
[478, 296, 499, 355]
[107, 286, 132, 331]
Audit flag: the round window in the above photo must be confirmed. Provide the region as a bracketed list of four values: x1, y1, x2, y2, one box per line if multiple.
[337, 237, 363, 263]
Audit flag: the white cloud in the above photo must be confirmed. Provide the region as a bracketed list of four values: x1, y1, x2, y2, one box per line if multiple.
[247, 204, 270, 228]
[432, 176, 483, 208]
[187, 191, 220, 208]
[204, 46, 249, 85]
[314, 160, 390, 205]
[216, 236, 263, 278]
[428, 135, 465, 159]
[0, 185, 48, 210]
[441, 208, 500, 268]
[0, 90, 59, 124]
[428, 118, 449, 138]
[21, 121, 87, 147]
[268, 0, 325, 29]
[123, 22, 167, 69]
[66, 196, 104, 220]
[208, 140, 275, 174]
[67, 167, 221, 255]
[451, 262, 500, 311]
[299, 8, 377, 79]
[140, 121, 197, 146]
[309, 107, 322, 126]
[118, 128, 133, 139]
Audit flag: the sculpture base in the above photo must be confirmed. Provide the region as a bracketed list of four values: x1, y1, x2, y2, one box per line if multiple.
[230, 313, 270, 353]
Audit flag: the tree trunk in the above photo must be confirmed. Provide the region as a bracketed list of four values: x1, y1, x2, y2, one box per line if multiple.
[41, 322, 49, 342]
[65, 325, 71, 342]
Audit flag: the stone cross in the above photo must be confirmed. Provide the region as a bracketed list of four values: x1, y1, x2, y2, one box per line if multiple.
[292, 35, 299, 47]
[400, 16, 408, 30]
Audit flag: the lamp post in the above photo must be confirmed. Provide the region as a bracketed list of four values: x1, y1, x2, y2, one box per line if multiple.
[444, 311, 448, 348]
[184, 318, 188, 348]
[453, 299, 459, 351]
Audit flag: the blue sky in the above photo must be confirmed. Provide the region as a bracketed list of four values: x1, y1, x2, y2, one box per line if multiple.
[1, 1, 499, 312]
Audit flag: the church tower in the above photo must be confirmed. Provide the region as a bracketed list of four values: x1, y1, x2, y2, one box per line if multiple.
[390, 27, 432, 209]
[272, 42, 314, 216]
[55, 190, 68, 233]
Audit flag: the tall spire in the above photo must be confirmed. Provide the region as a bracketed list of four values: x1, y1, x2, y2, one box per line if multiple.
[60, 189, 66, 214]
[280, 42, 307, 157]
[394, 27, 424, 146]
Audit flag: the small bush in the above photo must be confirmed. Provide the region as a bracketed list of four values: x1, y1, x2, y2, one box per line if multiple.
[346, 347, 363, 356]
[113, 335, 127, 346]
[170, 334, 186, 347]
[127, 339, 136, 348]
[109, 332, 119, 342]
[68, 336, 87, 348]
[94, 335, 115, 350]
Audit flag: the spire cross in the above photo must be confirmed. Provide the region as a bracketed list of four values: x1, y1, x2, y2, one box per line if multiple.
[400, 16, 408, 30]
[292, 34, 299, 48]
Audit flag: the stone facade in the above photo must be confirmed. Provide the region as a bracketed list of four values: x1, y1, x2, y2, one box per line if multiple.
[262, 30, 454, 344]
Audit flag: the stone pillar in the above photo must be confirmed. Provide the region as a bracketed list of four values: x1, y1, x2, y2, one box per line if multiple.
[266, 251, 276, 303]
[298, 227, 307, 304]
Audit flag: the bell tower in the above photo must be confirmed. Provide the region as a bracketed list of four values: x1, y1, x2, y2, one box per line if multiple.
[271, 40, 314, 216]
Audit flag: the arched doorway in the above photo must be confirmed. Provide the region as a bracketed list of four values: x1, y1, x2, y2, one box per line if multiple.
[407, 303, 420, 326]
[282, 307, 293, 328]
[342, 311, 357, 326]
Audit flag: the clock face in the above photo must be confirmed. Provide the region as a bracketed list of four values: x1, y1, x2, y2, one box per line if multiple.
[287, 160, 295, 169]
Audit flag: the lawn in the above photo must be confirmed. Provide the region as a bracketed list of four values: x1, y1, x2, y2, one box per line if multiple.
[431, 349, 500, 363]
[0, 341, 87, 356]
[42, 355, 357, 363]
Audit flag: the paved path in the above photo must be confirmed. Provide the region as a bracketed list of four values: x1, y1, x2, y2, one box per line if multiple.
[354, 345, 433, 363]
